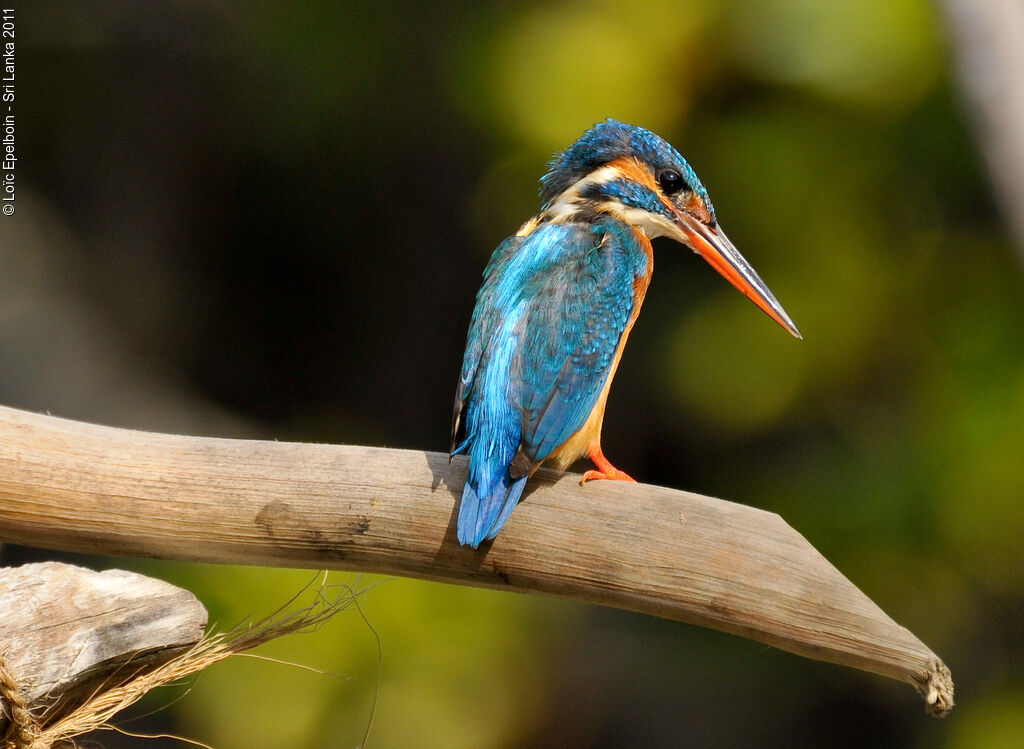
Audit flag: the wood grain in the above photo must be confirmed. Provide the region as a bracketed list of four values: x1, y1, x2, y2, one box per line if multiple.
[0, 405, 952, 716]
[0, 562, 207, 735]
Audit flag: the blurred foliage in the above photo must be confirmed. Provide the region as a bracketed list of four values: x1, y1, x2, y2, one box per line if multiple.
[730, 0, 944, 112]
[4, 0, 1024, 747]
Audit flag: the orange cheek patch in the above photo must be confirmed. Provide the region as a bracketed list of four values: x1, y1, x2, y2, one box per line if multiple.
[608, 156, 712, 224]
[606, 156, 659, 193]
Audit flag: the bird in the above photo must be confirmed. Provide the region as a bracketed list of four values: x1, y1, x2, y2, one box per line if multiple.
[450, 119, 800, 548]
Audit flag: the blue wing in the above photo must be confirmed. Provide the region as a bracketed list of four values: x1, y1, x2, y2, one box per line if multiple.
[450, 233, 524, 453]
[452, 219, 649, 547]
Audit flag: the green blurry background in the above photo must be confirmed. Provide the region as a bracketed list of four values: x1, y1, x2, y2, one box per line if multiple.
[3, 0, 1023, 746]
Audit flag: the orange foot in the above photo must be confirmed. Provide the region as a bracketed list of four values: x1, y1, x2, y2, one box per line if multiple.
[580, 445, 637, 485]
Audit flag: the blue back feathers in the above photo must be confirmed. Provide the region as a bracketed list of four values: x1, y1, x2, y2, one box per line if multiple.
[454, 218, 649, 547]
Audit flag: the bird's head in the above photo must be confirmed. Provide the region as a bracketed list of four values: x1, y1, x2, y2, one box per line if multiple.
[540, 119, 801, 338]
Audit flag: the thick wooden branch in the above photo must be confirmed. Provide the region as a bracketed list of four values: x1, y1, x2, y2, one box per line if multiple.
[0, 405, 952, 716]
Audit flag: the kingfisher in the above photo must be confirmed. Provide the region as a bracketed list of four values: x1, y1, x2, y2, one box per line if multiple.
[450, 119, 800, 548]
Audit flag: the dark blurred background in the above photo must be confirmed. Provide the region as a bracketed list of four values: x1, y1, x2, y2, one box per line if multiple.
[3, 1, 1024, 746]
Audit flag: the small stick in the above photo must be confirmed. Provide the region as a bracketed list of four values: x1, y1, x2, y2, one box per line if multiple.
[0, 405, 952, 716]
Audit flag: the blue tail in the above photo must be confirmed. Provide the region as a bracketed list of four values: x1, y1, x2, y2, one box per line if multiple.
[456, 410, 528, 547]
[457, 471, 528, 548]
[455, 311, 530, 547]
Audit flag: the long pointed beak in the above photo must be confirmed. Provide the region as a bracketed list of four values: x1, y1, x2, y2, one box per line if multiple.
[672, 214, 802, 339]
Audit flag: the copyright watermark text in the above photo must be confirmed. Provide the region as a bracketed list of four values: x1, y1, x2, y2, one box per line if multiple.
[2, 7, 15, 216]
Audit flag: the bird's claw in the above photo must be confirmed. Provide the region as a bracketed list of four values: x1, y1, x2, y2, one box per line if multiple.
[580, 468, 637, 486]
[582, 445, 637, 485]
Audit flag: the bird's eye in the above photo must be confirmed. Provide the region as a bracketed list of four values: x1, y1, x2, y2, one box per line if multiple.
[657, 169, 687, 195]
